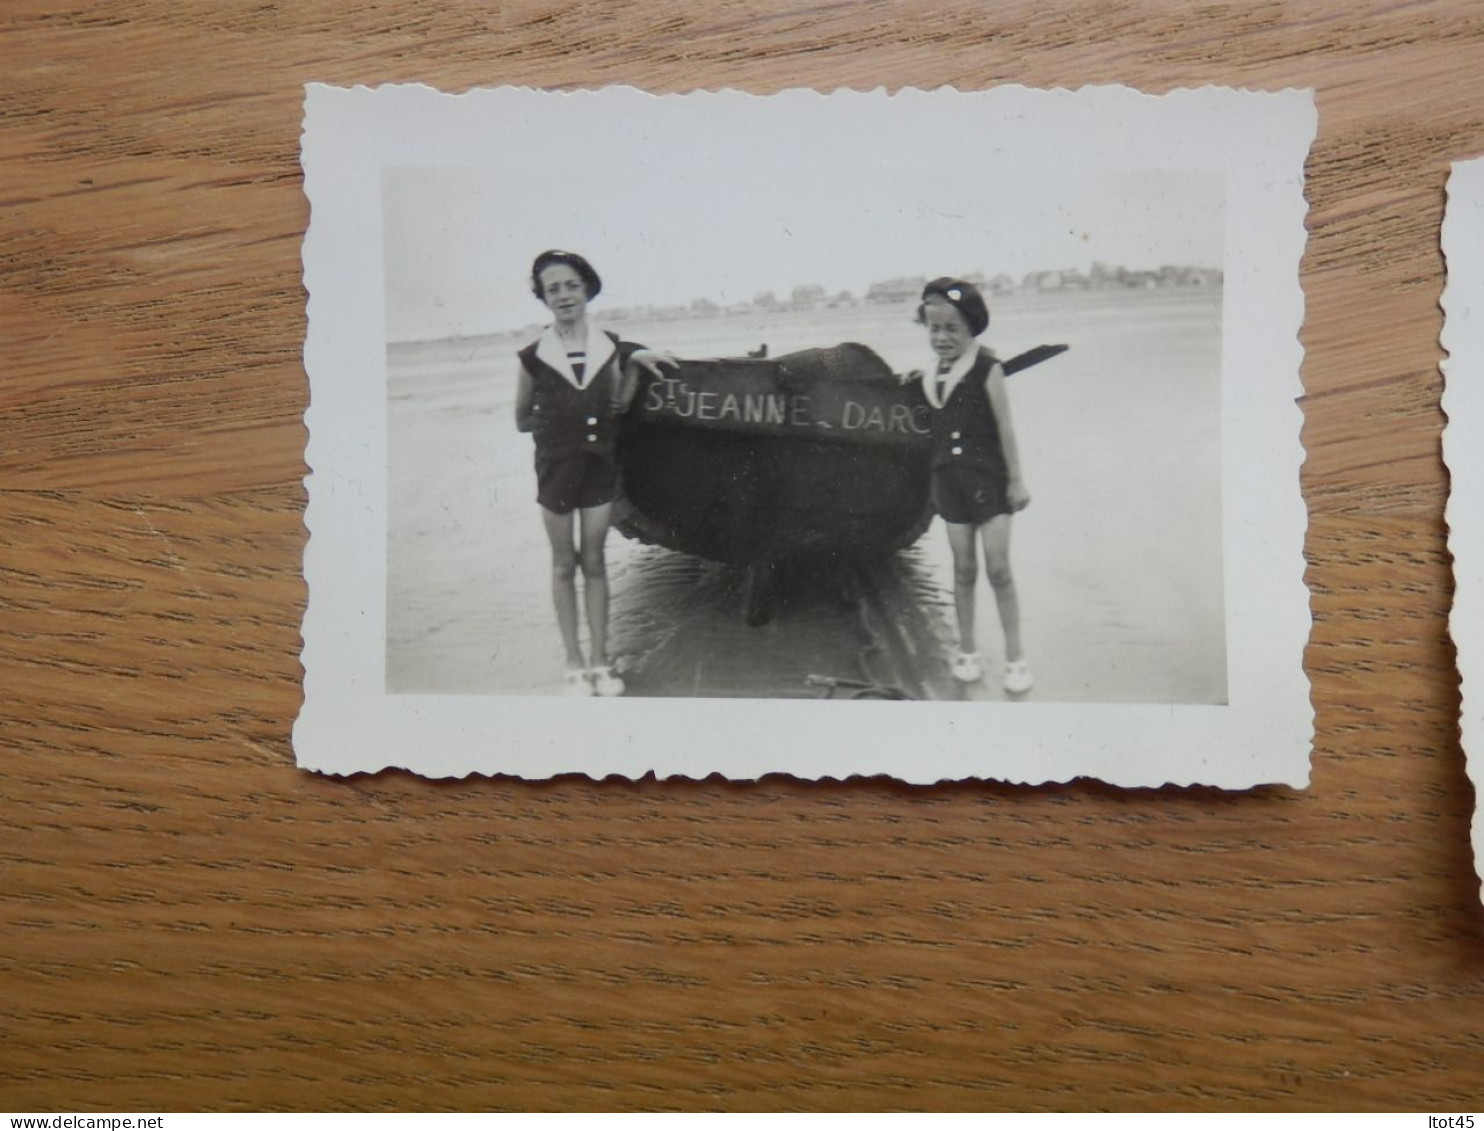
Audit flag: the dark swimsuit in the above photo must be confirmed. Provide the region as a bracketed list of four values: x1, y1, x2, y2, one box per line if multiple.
[517, 332, 639, 514]
[927, 347, 1010, 525]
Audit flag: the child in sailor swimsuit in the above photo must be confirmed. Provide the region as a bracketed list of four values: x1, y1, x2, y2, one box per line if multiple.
[915, 276, 1034, 695]
[514, 250, 676, 697]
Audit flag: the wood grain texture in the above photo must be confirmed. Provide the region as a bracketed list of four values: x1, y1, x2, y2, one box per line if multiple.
[4, 0, 1484, 1112]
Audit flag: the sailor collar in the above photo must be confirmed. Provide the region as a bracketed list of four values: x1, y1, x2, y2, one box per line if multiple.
[534, 324, 618, 389]
[921, 344, 984, 409]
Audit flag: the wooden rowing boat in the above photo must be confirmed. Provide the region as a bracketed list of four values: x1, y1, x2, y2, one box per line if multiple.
[614, 340, 1066, 622]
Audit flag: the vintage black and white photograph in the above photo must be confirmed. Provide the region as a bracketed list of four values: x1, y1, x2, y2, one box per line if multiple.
[298, 84, 1314, 785]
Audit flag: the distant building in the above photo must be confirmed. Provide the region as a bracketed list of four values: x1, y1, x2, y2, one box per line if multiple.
[790, 283, 826, 309]
[866, 275, 927, 303]
[1016, 264, 1223, 293]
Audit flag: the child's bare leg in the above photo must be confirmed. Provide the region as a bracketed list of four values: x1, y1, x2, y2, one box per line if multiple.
[945, 520, 980, 654]
[541, 507, 585, 668]
[980, 514, 1022, 662]
[579, 503, 613, 668]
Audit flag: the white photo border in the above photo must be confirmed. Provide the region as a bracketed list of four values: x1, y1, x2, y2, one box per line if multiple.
[296, 84, 1316, 788]
[1442, 156, 1484, 899]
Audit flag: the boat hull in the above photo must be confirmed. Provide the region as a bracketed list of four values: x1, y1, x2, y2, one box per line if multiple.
[616, 343, 934, 566]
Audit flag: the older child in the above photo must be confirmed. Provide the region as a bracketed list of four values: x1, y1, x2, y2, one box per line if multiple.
[915, 277, 1033, 694]
[514, 249, 675, 696]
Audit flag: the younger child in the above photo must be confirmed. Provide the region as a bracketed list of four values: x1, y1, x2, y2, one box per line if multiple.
[915, 277, 1033, 694]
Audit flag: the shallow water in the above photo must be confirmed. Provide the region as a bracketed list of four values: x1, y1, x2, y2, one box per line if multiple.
[387, 288, 1226, 703]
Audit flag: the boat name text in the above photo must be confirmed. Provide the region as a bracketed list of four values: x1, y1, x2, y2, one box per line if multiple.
[642, 377, 929, 436]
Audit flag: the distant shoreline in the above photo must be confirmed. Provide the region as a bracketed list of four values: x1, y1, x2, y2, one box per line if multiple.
[388, 283, 1223, 351]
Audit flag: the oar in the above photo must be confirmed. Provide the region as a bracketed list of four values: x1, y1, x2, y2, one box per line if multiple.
[1001, 344, 1069, 377]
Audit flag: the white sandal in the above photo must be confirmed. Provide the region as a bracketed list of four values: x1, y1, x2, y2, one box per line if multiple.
[1003, 660, 1034, 695]
[950, 651, 983, 683]
[589, 665, 625, 697]
[564, 667, 593, 697]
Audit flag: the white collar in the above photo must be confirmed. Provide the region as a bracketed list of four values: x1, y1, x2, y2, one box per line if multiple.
[921, 345, 981, 409]
[534, 323, 618, 389]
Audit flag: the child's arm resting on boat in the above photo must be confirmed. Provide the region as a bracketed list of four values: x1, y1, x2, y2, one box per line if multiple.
[627, 348, 680, 379]
[615, 337, 679, 379]
[984, 360, 1030, 512]
[514, 363, 535, 433]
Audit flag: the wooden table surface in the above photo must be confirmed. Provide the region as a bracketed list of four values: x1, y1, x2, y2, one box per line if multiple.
[5, 0, 1484, 1113]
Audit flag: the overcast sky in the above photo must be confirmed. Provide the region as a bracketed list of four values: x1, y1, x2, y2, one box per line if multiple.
[381, 89, 1225, 341]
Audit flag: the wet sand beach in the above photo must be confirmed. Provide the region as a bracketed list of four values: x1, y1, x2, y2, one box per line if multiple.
[387, 288, 1225, 703]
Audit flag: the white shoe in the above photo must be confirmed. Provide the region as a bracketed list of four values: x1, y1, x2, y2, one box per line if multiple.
[564, 667, 593, 696]
[950, 651, 983, 683]
[590, 665, 625, 697]
[1003, 660, 1034, 695]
